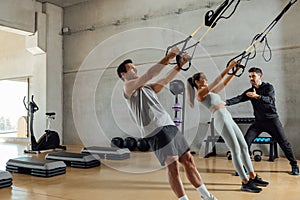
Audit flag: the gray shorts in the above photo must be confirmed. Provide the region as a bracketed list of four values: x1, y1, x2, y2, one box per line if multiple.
[146, 125, 190, 166]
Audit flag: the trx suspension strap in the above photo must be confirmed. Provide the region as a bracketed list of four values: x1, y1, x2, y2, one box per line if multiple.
[166, 0, 241, 71]
[228, 0, 297, 77]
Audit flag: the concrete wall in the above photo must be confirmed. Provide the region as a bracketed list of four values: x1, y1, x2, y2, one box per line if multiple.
[1, 0, 298, 158]
[62, 0, 300, 158]
[44, 3, 64, 142]
[0, 0, 35, 34]
[0, 29, 47, 139]
[0, 1, 63, 143]
[61, 0, 298, 157]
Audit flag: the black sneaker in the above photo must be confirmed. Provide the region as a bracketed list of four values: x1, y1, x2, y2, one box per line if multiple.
[291, 165, 300, 175]
[251, 175, 269, 187]
[241, 179, 262, 193]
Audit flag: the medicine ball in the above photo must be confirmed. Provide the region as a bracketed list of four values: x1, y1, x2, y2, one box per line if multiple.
[124, 137, 137, 151]
[111, 137, 124, 148]
[253, 149, 263, 162]
[137, 138, 150, 152]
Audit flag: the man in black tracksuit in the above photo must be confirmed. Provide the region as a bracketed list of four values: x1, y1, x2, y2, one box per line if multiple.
[225, 67, 299, 175]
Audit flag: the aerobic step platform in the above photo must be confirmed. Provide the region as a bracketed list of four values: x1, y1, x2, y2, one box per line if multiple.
[81, 146, 130, 160]
[6, 157, 66, 177]
[45, 152, 101, 168]
[0, 170, 12, 189]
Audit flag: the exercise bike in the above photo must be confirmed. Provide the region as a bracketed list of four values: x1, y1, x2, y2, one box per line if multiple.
[23, 95, 66, 154]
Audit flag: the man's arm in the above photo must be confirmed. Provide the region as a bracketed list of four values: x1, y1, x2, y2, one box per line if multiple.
[125, 47, 179, 97]
[151, 52, 189, 93]
[225, 91, 249, 106]
[247, 84, 275, 104]
[259, 84, 275, 104]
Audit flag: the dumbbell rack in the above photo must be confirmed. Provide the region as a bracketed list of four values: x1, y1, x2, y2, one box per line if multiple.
[169, 80, 185, 135]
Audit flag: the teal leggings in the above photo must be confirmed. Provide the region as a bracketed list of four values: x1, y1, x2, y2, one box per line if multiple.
[213, 108, 254, 180]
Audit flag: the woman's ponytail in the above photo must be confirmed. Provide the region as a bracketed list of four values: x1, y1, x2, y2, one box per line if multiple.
[187, 77, 196, 108]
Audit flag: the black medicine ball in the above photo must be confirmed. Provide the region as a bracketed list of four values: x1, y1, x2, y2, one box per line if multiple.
[137, 138, 150, 152]
[123, 137, 137, 151]
[111, 137, 124, 148]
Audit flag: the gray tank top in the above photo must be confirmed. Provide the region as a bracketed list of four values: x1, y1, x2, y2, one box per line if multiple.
[200, 92, 224, 110]
[125, 85, 174, 137]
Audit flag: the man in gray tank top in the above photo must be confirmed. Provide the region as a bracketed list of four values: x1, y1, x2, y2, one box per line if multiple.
[117, 46, 217, 200]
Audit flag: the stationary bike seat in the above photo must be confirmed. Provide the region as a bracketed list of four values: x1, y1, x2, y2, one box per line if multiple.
[46, 112, 56, 116]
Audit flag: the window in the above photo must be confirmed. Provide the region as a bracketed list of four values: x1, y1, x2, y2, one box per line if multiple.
[0, 78, 28, 137]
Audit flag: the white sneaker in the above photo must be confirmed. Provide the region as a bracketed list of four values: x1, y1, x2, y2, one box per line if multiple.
[201, 194, 218, 200]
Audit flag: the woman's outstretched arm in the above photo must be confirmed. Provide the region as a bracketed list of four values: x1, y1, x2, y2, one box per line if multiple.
[196, 61, 242, 101]
[210, 61, 242, 93]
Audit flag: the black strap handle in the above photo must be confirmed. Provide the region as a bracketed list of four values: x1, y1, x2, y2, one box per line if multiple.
[205, 0, 240, 28]
[259, 0, 297, 43]
[205, 0, 230, 27]
[175, 54, 192, 71]
[227, 0, 297, 77]
[226, 53, 247, 77]
[166, 36, 193, 71]
[166, 0, 242, 71]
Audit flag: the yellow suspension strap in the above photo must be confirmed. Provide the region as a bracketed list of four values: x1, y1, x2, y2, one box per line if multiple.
[166, 0, 241, 71]
[227, 0, 298, 77]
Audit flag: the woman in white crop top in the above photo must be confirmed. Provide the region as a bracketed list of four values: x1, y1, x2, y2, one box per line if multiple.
[187, 61, 269, 193]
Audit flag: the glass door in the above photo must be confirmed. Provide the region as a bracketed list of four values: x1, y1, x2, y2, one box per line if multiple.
[0, 78, 28, 138]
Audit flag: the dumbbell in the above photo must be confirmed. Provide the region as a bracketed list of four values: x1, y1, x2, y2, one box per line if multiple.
[172, 103, 182, 112]
[253, 137, 262, 143]
[253, 149, 263, 162]
[264, 137, 271, 143]
[173, 117, 182, 126]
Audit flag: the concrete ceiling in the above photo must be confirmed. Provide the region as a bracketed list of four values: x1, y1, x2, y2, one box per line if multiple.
[36, 0, 90, 8]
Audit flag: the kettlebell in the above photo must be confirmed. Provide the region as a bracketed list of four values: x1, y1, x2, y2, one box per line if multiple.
[226, 151, 232, 160]
[253, 149, 263, 162]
